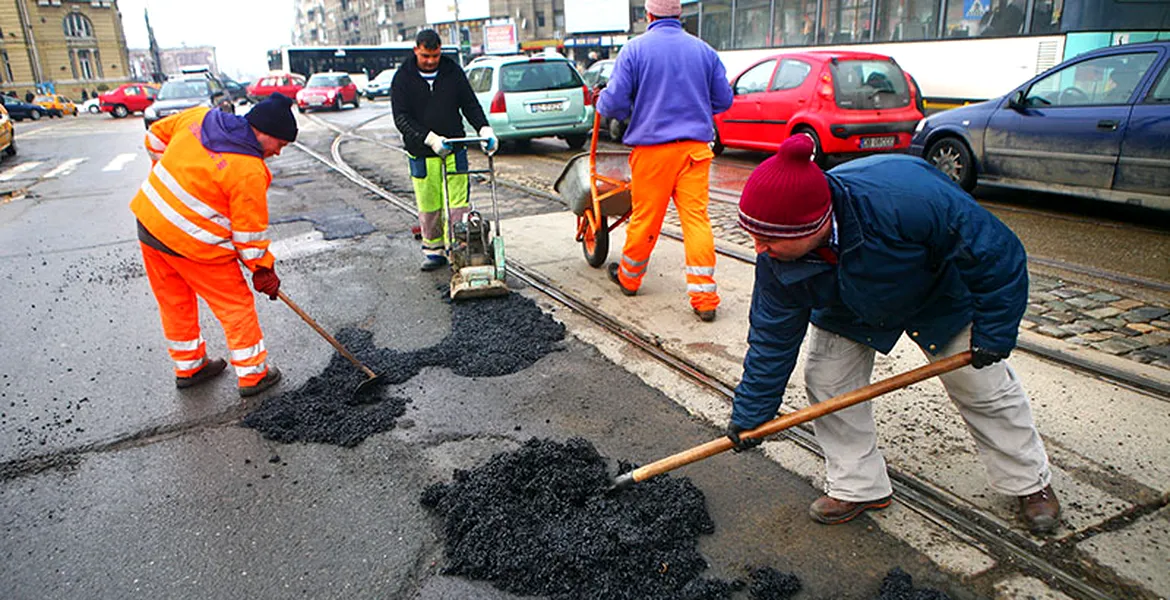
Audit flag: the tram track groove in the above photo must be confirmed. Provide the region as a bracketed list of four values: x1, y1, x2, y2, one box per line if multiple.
[296, 114, 1164, 600]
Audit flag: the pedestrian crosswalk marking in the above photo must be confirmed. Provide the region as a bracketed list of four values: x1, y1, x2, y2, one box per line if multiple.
[41, 158, 87, 179]
[0, 161, 43, 181]
[102, 153, 136, 172]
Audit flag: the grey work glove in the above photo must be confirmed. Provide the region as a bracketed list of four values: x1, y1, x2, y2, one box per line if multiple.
[970, 346, 1010, 369]
[727, 422, 763, 453]
[424, 131, 451, 157]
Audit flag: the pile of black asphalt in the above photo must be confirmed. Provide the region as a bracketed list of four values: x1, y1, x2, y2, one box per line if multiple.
[421, 437, 953, 600]
[242, 293, 566, 447]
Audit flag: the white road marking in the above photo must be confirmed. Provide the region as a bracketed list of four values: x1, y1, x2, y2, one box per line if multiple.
[41, 158, 88, 179]
[102, 153, 137, 172]
[0, 161, 43, 181]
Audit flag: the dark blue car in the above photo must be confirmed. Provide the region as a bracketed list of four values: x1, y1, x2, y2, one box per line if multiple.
[910, 42, 1170, 212]
[0, 95, 48, 122]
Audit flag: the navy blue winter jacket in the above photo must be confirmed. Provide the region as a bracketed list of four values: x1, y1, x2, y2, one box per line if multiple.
[731, 154, 1028, 429]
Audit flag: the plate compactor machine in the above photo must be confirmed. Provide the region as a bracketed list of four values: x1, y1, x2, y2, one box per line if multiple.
[439, 137, 508, 301]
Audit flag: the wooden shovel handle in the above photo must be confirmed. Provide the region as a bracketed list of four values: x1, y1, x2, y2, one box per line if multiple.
[277, 291, 377, 379]
[626, 351, 973, 485]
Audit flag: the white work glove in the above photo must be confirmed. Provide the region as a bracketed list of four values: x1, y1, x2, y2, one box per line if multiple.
[478, 126, 498, 156]
[424, 131, 451, 156]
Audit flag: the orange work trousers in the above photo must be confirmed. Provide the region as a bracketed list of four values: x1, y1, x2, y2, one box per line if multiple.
[140, 243, 270, 387]
[615, 141, 719, 311]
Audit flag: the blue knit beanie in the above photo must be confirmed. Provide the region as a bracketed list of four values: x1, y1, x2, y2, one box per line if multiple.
[246, 92, 298, 142]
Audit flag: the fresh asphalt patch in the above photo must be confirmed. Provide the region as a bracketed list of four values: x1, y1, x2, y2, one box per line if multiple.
[242, 292, 565, 446]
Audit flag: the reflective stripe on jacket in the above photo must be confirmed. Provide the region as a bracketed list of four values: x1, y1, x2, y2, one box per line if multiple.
[130, 107, 275, 271]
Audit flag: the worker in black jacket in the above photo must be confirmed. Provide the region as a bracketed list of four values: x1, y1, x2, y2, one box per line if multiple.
[391, 29, 497, 271]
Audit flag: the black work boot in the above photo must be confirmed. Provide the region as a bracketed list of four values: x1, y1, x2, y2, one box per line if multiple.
[1018, 485, 1061, 534]
[239, 366, 283, 398]
[420, 255, 448, 272]
[809, 495, 893, 525]
[693, 308, 717, 322]
[175, 358, 227, 389]
[607, 263, 636, 296]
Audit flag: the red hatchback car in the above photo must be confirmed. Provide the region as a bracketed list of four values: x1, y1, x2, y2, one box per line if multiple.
[99, 83, 159, 118]
[714, 51, 923, 166]
[246, 72, 306, 103]
[295, 72, 360, 112]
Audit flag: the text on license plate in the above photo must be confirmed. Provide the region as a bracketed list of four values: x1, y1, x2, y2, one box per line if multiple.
[860, 136, 897, 149]
[528, 102, 564, 113]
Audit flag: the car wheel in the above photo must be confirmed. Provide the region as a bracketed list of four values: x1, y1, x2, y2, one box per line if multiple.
[564, 135, 587, 150]
[112, 105, 129, 118]
[4, 139, 15, 157]
[30, 110, 41, 121]
[793, 126, 825, 169]
[88, 105, 100, 114]
[333, 97, 342, 111]
[607, 118, 624, 144]
[352, 94, 359, 108]
[926, 137, 976, 191]
[297, 105, 305, 114]
[711, 128, 724, 156]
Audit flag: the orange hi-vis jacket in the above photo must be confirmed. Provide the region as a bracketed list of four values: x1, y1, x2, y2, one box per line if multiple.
[131, 107, 275, 272]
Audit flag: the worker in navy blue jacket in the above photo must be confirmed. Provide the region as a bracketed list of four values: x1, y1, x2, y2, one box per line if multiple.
[728, 134, 1060, 534]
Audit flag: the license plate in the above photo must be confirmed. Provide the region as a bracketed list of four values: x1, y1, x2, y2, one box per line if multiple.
[309, 98, 324, 106]
[860, 136, 897, 149]
[529, 101, 564, 114]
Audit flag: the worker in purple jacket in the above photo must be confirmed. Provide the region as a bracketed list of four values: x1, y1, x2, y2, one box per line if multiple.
[596, 0, 733, 322]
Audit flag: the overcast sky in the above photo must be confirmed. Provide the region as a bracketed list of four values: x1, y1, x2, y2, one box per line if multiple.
[117, 0, 295, 81]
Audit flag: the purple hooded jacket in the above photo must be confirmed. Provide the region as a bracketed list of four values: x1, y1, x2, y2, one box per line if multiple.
[596, 19, 733, 146]
[200, 109, 263, 158]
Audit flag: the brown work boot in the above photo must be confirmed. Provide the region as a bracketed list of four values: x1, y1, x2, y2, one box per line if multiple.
[809, 494, 893, 525]
[607, 263, 636, 296]
[1018, 485, 1061, 534]
[693, 308, 716, 322]
[175, 358, 227, 389]
[239, 366, 282, 398]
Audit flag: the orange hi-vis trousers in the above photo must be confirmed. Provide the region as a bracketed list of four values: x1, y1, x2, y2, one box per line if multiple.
[616, 141, 719, 312]
[140, 243, 270, 387]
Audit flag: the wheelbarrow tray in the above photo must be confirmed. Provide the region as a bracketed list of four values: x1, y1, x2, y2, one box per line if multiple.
[554, 151, 632, 218]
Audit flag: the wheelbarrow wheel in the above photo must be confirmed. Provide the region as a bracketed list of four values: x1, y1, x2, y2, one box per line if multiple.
[582, 210, 609, 268]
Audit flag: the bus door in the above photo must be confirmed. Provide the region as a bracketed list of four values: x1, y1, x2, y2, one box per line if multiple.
[984, 51, 1156, 190]
[720, 59, 777, 150]
[1114, 55, 1170, 199]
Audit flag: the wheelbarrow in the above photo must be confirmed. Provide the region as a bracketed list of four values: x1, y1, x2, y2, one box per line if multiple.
[553, 111, 633, 268]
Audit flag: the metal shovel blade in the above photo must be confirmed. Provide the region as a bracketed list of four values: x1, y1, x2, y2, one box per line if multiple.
[350, 374, 387, 405]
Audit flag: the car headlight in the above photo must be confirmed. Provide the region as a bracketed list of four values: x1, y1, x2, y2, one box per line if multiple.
[914, 119, 927, 134]
[144, 106, 157, 118]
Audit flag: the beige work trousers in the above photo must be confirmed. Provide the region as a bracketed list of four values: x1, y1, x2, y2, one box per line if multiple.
[804, 324, 1052, 502]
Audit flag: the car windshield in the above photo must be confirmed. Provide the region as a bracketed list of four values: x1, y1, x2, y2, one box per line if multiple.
[158, 80, 210, 100]
[831, 60, 910, 110]
[500, 61, 583, 93]
[34, 96, 53, 103]
[372, 70, 395, 83]
[307, 75, 344, 87]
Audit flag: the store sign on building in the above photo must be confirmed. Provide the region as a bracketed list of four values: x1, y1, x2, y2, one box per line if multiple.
[564, 0, 630, 34]
[484, 22, 519, 55]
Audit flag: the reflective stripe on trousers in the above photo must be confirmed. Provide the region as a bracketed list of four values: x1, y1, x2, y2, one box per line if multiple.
[618, 141, 719, 311]
[139, 243, 270, 386]
[411, 153, 468, 256]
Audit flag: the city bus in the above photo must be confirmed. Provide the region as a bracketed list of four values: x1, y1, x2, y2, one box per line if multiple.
[272, 44, 462, 82]
[671, 0, 1169, 109]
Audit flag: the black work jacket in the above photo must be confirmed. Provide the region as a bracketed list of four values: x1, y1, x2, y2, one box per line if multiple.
[390, 55, 488, 158]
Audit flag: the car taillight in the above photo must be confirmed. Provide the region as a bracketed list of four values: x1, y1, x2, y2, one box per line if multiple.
[582, 85, 592, 105]
[819, 72, 833, 100]
[490, 90, 506, 113]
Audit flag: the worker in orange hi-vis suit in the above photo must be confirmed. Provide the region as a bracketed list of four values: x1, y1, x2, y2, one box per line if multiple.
[130, 93, 298, 397]
[595, 0, 733, 322]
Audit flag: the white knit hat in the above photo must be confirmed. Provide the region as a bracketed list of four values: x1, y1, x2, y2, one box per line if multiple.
[645, 0, 681, 17]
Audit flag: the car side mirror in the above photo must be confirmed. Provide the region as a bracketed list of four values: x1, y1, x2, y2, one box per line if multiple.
[1008, 90, 1026, 110]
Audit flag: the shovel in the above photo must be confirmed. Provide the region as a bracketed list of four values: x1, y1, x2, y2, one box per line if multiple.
[609, 351, 973, 491]
[277, 291, 386, 402]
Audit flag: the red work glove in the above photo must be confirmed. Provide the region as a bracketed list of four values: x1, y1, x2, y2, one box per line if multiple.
[252, 267, 281, 300]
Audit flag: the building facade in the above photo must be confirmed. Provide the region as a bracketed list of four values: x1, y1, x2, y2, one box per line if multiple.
[128, 46, 219, 81]
[0, 0, 130, 98]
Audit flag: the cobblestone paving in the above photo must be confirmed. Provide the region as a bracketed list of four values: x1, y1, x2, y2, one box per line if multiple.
[663, 203, 1170, 372]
